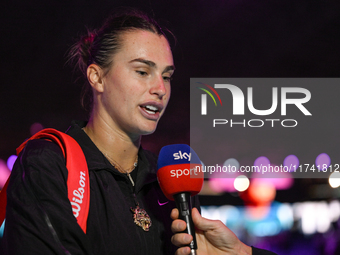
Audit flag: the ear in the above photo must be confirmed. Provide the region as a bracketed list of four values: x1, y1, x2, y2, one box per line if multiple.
[87, 64, 104, 93]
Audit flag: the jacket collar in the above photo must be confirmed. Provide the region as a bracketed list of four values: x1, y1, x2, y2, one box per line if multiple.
[66, 120, 158, 193]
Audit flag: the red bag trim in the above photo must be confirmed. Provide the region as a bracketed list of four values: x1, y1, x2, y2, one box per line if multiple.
[0, 128, 90, 233]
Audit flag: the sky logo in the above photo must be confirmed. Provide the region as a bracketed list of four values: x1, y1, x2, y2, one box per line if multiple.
[197, 82, 223, 115]
[173, 151, 191, 161]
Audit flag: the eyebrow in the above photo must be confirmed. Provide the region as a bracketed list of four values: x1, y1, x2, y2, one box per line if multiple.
[129, 58, 175, 73]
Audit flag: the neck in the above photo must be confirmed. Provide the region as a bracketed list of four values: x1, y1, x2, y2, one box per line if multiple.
[84, 113, 141, 172]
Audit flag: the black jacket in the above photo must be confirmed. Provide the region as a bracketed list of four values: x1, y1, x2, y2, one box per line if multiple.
[1, 121, 190, 254]
[1, 121, 276, 255]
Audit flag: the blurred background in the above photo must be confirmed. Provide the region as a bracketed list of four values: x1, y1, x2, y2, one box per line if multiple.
[1, 0, 340, 254]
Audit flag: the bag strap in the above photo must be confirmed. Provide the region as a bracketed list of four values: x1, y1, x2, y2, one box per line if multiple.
[0, 178, 10, 228]
[0, 128, 90, 233]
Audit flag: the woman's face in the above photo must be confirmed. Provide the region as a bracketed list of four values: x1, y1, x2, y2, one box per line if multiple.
[99, 30, 174, 138]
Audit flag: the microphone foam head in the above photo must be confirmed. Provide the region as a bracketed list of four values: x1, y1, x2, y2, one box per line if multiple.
[157, 144, 204, 201]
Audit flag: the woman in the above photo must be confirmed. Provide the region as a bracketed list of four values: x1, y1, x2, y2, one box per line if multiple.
[1, 8, 275, 255]
[2, 9, 182, 255]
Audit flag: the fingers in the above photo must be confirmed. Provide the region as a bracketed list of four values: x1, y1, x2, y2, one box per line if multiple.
[170, 208, 179, 220]
[191, 207, 217, 231]
[174, 246, 191, 255]
[171, 208, 193, 252]
[171, 219, 187, 233]
[171, 232, 193, 247]
[191, 207, 200, 218]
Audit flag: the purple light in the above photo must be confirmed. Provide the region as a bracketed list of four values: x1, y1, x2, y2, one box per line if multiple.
[283, 155, 299, 172]
[0, 160, 10, 188]
[208, 162, 239, 192]
[209, 177, 236, 192]
[315, 153, 331, 170]
[30, 122, 44, 136]
[7, 155, 17, 171]
[251, 170, 294, 190]
[254, 156, 270, 169]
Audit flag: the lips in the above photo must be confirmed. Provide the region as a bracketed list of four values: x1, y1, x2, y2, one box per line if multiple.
[143, 105, 159, 115]
[139, 102, 164, 120]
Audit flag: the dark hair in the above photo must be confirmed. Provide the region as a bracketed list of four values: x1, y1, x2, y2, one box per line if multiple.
[69, 8, 171, 113]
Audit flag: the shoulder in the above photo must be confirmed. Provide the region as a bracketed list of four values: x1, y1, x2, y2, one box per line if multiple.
[12, 138, 68, 189]
[19, 138, 65, 165]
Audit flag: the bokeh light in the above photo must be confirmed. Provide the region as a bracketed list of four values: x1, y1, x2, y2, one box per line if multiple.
[283, 155, 299, 172]
[251, 167, 294, 190]
[208, 158, 241, 193]
[328, 171, 340, 188]
[7, 155, 17, 171]
[234, 175, 250, 192]
[30, 122, 44, 136]
[208, 171, 239, 193]
[241, 179, 276, 206]
[315, 153, 331, 170]
[223, 158, 240, 170]
[0, 159, 10, 189]
[254, 156, 270, 169]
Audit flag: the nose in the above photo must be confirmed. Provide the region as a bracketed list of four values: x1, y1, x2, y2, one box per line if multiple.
[150, 76, 167, 99]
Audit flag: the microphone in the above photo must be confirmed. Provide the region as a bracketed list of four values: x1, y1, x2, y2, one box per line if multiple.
[157, 144, 203, 255]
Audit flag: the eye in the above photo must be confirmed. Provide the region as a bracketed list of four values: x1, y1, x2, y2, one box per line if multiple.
[163, 76, 173, 82]
[136, 70, 148, 76]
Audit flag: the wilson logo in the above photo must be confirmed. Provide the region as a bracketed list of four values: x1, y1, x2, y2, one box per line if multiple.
[70, 171, 86, 218]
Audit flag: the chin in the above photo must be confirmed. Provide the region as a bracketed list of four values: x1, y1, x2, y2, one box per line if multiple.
[139, 123, 158, 136]
[141, 131, 155, 136]
[140, 127, 157, 136]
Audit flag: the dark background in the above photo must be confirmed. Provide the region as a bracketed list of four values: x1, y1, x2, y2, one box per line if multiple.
[1, 0, 340, 204]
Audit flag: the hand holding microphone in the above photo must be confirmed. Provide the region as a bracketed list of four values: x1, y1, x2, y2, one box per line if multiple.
[157, 144, 254, 255]
[171, 208, 253, 255]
